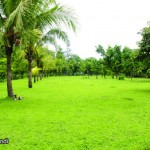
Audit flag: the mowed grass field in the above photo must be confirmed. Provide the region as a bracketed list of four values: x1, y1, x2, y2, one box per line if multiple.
[0, 76, 150, 150]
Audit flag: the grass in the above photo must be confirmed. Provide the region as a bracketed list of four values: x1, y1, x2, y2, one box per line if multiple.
[0, 76, 150, 150]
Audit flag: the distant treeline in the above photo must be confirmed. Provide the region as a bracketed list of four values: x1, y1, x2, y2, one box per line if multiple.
[0, 22, 150, 82]
[0, 45, 150, 81]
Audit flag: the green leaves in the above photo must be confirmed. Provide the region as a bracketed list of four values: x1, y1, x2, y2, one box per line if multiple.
[21, 29, 42, 49]
[51, 4, 77, 32]
[42, 28, 69, 47]
[32, 66, 41, 76]
[139, 25, 150, 55]
[5, 0, 32, 32]
[96, 45, 105, 57]
[36, 3, 77, 32]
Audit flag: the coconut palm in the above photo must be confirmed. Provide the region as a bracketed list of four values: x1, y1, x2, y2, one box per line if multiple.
[37, 47, 56, 78]
[0, 0, 34, 97]
[22, 29, 42, 88]
[25, 28, 70, 88]
[21, 1, 77, 88]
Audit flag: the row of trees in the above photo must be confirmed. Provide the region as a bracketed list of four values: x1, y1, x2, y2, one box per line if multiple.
[0, 0, 77, 97]
[1, 42, 150, 82]
[6, 22, 149, 80]
[1, 22, 150, 87]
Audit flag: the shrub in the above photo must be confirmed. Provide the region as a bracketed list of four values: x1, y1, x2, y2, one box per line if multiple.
[146, 69, 150, 78]
[118, 74, 125, 80]
[0, 72, 6, 82]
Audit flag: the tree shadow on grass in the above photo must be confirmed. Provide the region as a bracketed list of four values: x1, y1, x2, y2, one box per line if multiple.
[0, 97, 13, 104]
[123, 97, 134, 101]
[132, 89, 150, 93]
[130, 78, 150, 83]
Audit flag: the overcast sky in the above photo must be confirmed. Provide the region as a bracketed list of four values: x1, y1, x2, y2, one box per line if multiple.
[59, 0, 150, 59]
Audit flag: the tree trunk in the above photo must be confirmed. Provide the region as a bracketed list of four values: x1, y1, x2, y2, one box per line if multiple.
[116, 73, 118, 79]
[37, 75, 39, 81]
[28, 59, 32, 88]
[34, 76, 36, 83]
[47, 71, 49, 77]
[40, 74, 42, 80]
[6, 47, 14, 97]
[131, 71, 133, 80]
[96, 74, 98, 79]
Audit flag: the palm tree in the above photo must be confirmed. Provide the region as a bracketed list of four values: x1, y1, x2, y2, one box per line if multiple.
[0, 0, 34, 97]
[39, 47, 56, 78]
[21, 1, 77, 88]
[22, 27, 71, 88]
[21, 29, 42, 88]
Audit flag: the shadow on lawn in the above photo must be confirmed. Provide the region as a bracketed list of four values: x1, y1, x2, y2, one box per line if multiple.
[130, 78, 150, 83]
[0, 97, 14, 103]
[132, 89, 150, 93]
[123, 97, 134, 101]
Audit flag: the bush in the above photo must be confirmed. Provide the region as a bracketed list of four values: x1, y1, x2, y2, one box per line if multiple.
[118, 74, 125, 80]
[12, 73, 21, 80]
[146, 69, 150, 78]
[0, 72, 5, 82]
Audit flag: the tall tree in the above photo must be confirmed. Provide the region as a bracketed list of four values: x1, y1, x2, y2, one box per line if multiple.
[96, 45, 107, 78]
[22, 29, 42, 88]
[0, 0, 33, 97]
[113, 45, 122, 78]
[138, 22, 150, 57]
[104, 45, 122, 78]
[67, 54, 81, 76]
[138, 22, 150, 73]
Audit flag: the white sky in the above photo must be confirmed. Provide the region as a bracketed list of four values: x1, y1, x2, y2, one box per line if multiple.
[59, 0, 150, 59]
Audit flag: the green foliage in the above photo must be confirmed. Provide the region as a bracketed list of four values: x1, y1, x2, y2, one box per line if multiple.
[96, 45, 105, 57]
[96, 45, 122, 78]
[138, 22, 150, 58]
[146, 69, 150, 78]
[138, 22, 150, 72]
[0, 58, 6, 82]
[32, 66, 41, 76]
[11, 49, 28, 80]
[42, 28, 70, 47]
[118, 74, 125, 80]
[121, 47, 134, 77]
[67, 54, 81, 76]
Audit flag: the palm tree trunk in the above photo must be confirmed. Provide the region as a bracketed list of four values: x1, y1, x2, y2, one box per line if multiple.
[28, 59, 32, 88]
[37, 75, 39, 81]
[34, 76, 36, 83]
[40, 73, 42, 80]
[131, 69, 133, 80]
[6, 47, 14, 97]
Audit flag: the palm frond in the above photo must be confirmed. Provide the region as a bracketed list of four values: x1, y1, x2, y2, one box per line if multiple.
[54, 5, 77, 32]
[21, 29, 42, 48]
[36, 3, 77, 32]
[42, 28, 69, 45]
[0, 30, 4, 46]
[0, 0, 20, 16]
[5, 0, 32, 32]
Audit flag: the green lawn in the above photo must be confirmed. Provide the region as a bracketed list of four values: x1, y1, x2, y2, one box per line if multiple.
[0, 76, 150, 150]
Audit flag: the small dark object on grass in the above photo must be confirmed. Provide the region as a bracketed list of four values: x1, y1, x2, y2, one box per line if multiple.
[18, 96, 23, 100]
[13, 94, 23, 100]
